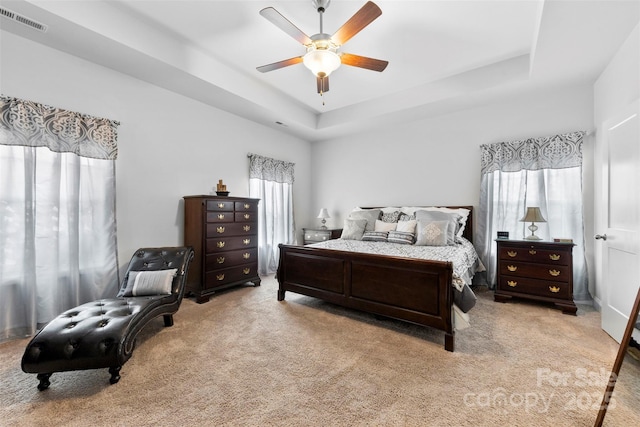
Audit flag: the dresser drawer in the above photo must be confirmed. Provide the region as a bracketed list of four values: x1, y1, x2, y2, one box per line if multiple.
[206, 235, 258, 253]
[204, 264, 258, 289]
[206, 200, 235, 211]
[206, 211, 235, 222]
[235, 201, 258, 212]
[206, 222, 256, 237]
[498, 276, 571, 299]
[235, 212, 257, 222]
[205, 248, 258, 270]
[499, 261, 571, 281]
[499, 246, 570, 265]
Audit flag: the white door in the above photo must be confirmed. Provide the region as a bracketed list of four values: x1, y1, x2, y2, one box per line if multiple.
[599, 99, 640, 343]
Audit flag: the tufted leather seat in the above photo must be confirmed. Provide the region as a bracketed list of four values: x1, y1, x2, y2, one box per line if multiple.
[21, 246, 194, 390]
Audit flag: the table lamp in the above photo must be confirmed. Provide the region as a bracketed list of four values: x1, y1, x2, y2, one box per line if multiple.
[520, 207, 546, 240]
[317, 208, 330, 229]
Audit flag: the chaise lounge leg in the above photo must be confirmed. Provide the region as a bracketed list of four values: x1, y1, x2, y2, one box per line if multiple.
[163, 314, 174, 327]
[36, 373, 51, 391]
[109, 366, 121, 384]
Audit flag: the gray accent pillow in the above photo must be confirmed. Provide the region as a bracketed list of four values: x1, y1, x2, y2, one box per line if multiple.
[349, 209, 382, 232]
[387, 231, 415, 245]
[415, 210, 461, 245]
[340, 219, 368, 240]
[415, 220, 449, 246]
[362, 231, 388, 242]
[118, 269, 177, 297]
[381, 210, 401, 223]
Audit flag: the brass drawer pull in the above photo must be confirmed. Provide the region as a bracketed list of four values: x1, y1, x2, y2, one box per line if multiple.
[244, 203, 250, 209]
[507, 280, 517, 287]
[216, 241, 225, 248]
[243, 225, 251, 232]
[507, 251, 517, 257]
[529, 249, 537, 255]
[217, 226, 225, 234]
[244, 214, 251, 220]
[243, 238, 251, 245]
[243, 268, 250, 275]
[217, 214, 225, 220]
[217, 203, 225, 209]
[549, 269, 561, 277]
[549, 286, 561, 293]
[216, 256, 225, 264]
[216, 274, 225, 281]
[507, 265, 517, 272]
[243, 253, 251, 259]
[549, 254, 561, 261]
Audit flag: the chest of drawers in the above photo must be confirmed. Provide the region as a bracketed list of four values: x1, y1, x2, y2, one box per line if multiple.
[183, 195, 261, 303]
[494, 239, 576, 315]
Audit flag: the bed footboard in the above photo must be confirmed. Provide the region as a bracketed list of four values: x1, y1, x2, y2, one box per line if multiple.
[277, 244, 455, 351]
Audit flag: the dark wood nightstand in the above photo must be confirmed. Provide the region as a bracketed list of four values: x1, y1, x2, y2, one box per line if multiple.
[494, 239, 577, 315]
[302, 228, 342, 245]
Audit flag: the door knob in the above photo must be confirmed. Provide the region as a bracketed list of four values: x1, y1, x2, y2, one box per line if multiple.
[594, 234, 607, 240]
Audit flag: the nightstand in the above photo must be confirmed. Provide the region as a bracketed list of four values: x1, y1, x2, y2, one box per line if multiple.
[494, 239, 577, 315]
[302, 228, 342, 245]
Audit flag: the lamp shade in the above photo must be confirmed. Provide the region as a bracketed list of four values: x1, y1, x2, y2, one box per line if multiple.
[519, 207, 546, 223]
[317, 208, 330, 219]
[303, 48, 341, 77]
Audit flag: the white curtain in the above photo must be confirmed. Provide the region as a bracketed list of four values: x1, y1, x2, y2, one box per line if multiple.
[0, 96, 119, 342]
[477, 131, 590, 301]
[248, 153, 295, 275]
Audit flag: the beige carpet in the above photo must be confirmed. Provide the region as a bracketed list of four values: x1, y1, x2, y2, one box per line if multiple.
[1, 275, 637, 426]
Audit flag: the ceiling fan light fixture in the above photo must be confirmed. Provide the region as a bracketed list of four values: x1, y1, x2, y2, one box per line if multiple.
[303, 46, 341, 77]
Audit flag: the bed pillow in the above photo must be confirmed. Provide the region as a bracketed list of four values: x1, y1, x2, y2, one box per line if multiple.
[380, 210, 402, 223]
[417, 207, 471, 238]
[387, 231, 415, 245]
[349, 209, 382, 232]
[398, 212, 416, 221]
[341, 218, 368, 240]
[415, 210, 460, 245]
[396, 219, 417, 233]
[118, 269, 177, 297]
[415, 220, 450, 246]
[375, 219, 397, 232]
[362, 231, 389, 242]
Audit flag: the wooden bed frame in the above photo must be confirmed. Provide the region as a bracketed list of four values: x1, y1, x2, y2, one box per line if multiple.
[276, 206, 474, 352]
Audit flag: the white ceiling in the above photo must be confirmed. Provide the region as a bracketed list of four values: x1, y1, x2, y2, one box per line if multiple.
[1, 0, 638, 141]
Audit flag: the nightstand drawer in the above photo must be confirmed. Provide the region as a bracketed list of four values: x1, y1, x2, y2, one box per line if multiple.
[499, 261, 571, 281]
[498, 276, 571, 299]
[305, 230, 332, 242]
[499, 247, 571, 265]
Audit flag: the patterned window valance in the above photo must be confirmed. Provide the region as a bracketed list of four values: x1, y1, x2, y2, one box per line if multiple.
[249, 153, 295, 184]
[480, 131, 585, 175]
[0, 95, 119, 160]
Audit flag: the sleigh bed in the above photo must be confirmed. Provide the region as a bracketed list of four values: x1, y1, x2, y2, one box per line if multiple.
[276, 206, 483, 352]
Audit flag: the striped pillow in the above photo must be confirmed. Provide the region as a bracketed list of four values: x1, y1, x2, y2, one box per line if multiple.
[387, 231, 415, 245]
[361, 231, 389, 242]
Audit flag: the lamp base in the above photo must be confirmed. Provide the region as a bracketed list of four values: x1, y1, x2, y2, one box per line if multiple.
[524, 234, 542, 240]
[320, 219, 327, 229]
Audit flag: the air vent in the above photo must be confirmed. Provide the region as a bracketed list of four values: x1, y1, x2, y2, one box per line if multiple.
[0, 7, 47, 32]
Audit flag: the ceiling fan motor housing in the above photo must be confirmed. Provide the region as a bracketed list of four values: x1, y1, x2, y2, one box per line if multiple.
[312, 0, 331, 13]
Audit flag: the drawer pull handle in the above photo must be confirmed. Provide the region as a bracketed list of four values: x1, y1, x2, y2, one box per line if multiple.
[216, 241, 225, 248]
[243, 225, 251, 232]
[243, 239, 251, 245]
[218, 203, 225, 209]
[507, 281, 517, 287]
[244, 214, 251, 220]
[243, 253, 251, 259]
[507, 251, 517, 257]
[549, 254, 561, 261]
[507, 265, 517, 272]
[549, 269, 561, 277]
[244, 203, 250, 209]
[216, 257, 225, 264]
[529, 249, 537, 255]
[216, 274, 225, 281]
[218, 214, 225, 220]
[549, 286, 561, 293]
[243, 268, 250, 275]
[217, 226, 225, 234]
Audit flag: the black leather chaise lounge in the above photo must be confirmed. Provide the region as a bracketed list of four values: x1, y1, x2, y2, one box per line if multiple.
[21, 246, 194, 390]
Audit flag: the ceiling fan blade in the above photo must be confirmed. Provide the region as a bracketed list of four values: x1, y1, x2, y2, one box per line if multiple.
[331, 1, 382, 46]
[340, 53, 388, 72]
[256, 56, 303, 73]
[316, 74, 330, 94]
[260, 7, 313, 46]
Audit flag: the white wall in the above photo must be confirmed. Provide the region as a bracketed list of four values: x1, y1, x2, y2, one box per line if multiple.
[1, 31, 312, 274]
[592, 22, 640, 307]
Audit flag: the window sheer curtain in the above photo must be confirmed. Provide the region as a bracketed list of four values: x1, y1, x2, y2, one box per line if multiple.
[477, 131, 590, 301]
[0, 95, 119, 342]
[248, 153, 295, 275]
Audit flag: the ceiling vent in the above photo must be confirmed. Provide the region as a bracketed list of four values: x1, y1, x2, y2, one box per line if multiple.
[0, 7, 48, 32]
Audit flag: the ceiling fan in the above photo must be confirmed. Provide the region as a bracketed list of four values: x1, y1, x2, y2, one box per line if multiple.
[256, 0, 388, 100]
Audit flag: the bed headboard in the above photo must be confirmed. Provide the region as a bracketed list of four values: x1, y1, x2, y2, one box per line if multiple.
[360, 205, 474, 244]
